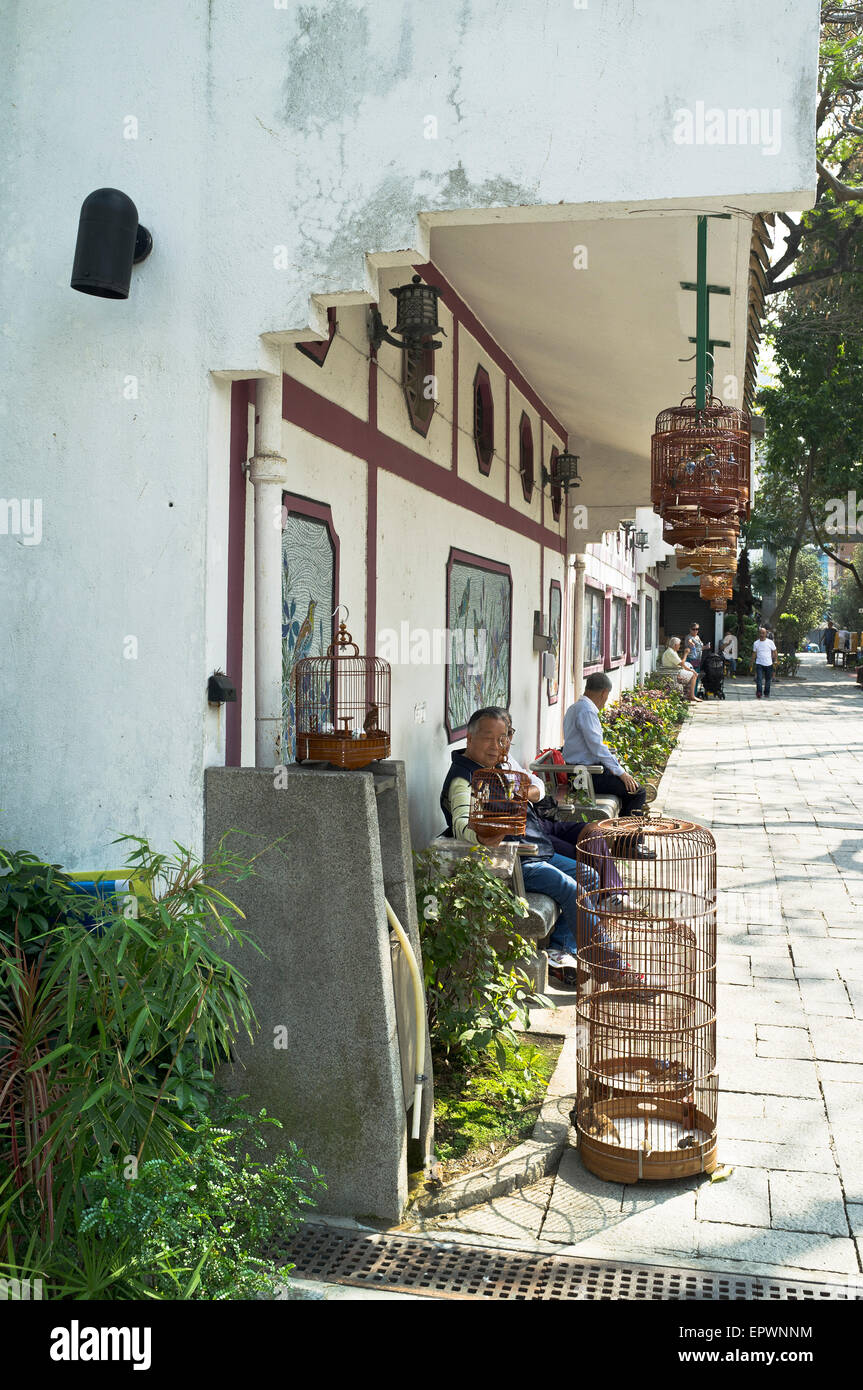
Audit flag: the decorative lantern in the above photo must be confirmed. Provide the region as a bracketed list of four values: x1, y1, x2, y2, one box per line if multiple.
[651, 393, 750, 521]
[551, 450, 582, 491]
[368, 274, 445, 353]
[467, 766, 532, 838]
[295, 621, 391, 769]
[573, 815, 718, 1182]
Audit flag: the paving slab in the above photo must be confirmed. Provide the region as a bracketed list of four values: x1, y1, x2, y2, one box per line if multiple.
[695, 1166, 770, 1227]
[769, 1171, 848, 1237]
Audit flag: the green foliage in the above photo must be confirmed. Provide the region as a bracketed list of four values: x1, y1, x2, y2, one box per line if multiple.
[0, 1097, 324, 1300]
[600, 683, 688, 782]
[829, 549, 863, 627]
[433, 1038, 559, 1166]
[0, 833, 324, 1297]
[414, 848, 547, 1068]
[776, 612, 801, 654]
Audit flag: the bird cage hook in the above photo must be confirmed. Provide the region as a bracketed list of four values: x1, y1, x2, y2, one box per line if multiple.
[332, 603, 350, 625]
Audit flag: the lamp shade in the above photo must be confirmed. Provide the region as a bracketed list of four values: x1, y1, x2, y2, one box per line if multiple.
[71, 188, 152, 299]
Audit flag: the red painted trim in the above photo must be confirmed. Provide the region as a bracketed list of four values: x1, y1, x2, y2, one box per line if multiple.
[281, 372, 564, 554]
[367, 358, 378, 657]
[644, 573, 660, 589]
[413, 262, 568, 441]
[226, 379, 254, 766]
[504, 378, 510, 507]
[537, 539, 544, 752]
[451, 320, 459, 472]
[295, 306, 337, 365]
[444, 547, 513, 742]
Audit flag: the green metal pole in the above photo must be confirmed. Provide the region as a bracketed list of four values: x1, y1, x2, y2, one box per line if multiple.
[696, 216, 708, 411]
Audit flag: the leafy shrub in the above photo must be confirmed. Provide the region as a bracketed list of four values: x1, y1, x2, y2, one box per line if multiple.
[600, 683, 688, 782]
[414, 848, 547, 1068]
[0, 833, 325, 1296]
[0, 1097, 324, 1300]
[776, 612, 800, 654]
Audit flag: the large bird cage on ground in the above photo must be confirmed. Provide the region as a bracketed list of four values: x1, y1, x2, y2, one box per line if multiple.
[294, 621, 391, 769]
[651, 394, 751, 522]
[573, 815, 718, 1182]
[467, 766, 531, 838]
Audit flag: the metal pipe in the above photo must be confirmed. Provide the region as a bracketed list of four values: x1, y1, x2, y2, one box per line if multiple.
[384, 897, 426, 1142]
[250, 373, 287, 767]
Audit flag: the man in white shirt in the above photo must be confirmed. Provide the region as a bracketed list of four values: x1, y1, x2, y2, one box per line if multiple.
[719, 630, 738, 677]
[562, 672, 649, 824]
[753, 626, 777, 699]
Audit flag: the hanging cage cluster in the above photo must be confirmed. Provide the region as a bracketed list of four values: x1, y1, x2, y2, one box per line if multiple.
[652, 392, 750, 598]
[573, 816, 718, 1183]
[294, 621, 391, 770]
[467, 766, 531, 838]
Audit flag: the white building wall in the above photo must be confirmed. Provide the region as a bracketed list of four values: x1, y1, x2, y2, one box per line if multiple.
[0, 0, 820, 863]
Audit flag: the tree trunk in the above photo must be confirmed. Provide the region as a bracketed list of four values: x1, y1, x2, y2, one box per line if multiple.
[763, 451, 817, 624]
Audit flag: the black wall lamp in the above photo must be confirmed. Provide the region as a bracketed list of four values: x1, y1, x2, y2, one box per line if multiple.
[542, 451, 581, 491]
[207, 672, 237, 704]
[71, 188, 153, 299]
[368, 275, 445, 353]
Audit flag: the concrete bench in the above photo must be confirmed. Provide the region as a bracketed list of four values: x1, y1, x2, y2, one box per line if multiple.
[425, 837, 555, 993]
[528, 757, 622, 823]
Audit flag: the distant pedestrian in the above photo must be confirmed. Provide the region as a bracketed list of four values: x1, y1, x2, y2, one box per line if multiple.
[823, 619, 837, 665]
[683, 622, 704, 695]
[753, 626, 777, 699]
[720, 630, 738, 677]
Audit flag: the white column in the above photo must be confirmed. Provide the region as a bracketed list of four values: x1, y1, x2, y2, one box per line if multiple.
[572, 555, 587, 699]
[250, 373, 288, 768]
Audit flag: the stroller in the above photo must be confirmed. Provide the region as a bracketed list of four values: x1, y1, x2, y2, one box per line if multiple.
[699, 650, 726, 700]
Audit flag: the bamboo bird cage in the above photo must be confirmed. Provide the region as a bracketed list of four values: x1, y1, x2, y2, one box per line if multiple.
[294, 621, 391, 769]
[573, 815, 718, 1182]
[651, 393, 751, 522]
[467, 766, 531, 838]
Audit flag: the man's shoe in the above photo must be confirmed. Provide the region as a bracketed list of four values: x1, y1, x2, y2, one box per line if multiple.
[756, 691, 762, 698]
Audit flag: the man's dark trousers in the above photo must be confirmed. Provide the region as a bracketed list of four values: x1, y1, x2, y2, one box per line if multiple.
[590, 770, 647, 816]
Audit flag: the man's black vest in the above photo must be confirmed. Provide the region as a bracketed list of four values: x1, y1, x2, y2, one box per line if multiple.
[440, 749, 554, 860]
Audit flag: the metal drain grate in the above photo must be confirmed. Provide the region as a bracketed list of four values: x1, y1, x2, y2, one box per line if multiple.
[277, 1223, 860, 1301]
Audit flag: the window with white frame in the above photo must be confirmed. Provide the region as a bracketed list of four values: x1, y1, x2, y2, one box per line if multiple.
[645, 595, 653, 650]
[631, 602, 640, 657]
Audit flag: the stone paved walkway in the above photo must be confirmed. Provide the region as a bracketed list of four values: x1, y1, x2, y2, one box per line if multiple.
[406, 653, 863, 1285]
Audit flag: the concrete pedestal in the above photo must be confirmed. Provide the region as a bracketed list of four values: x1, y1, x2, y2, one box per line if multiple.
[204, 760, 433, 1224]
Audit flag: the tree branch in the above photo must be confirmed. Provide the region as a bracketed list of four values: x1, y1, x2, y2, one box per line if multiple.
[808, 501, 863, 590]
[816, 160, 863, 203]
[766, 264, 845, 295]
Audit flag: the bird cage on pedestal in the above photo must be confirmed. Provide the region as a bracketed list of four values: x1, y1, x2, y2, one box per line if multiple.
[467, 766, 531, 838]
[573, 814, 718, 1182]
[651, 393, 750, 522]
[294, 621, 391, 769]
[711, 599, 727, 612]
[700, 573, 734, 602]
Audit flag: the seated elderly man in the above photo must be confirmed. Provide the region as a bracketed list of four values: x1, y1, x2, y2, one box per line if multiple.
[441, 706, 635, 985]
[562, 673, 650, 825]
[660, 637, 699, 701]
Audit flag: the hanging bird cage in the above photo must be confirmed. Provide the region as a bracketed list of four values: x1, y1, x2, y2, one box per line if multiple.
[711, 599, 727, 612]
[664, 519, 739, 551]
[677, 551, 737, 578]
[573, 814, 718, 1182]
[700, 573, 734, 600]
[651, 393, 750, 521]
[467, 766, 532, 838]
[294, 620, 391, 769]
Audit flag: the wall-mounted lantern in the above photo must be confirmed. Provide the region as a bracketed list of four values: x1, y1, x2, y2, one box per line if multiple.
[635, 529, 649, 551]
[71, 189, 153, 299]
[542, 450, 581, 491]
[368, 275, 445, 353]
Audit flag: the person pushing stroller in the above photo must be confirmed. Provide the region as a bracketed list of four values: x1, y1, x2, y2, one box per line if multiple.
[700, 646, 726, 700]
